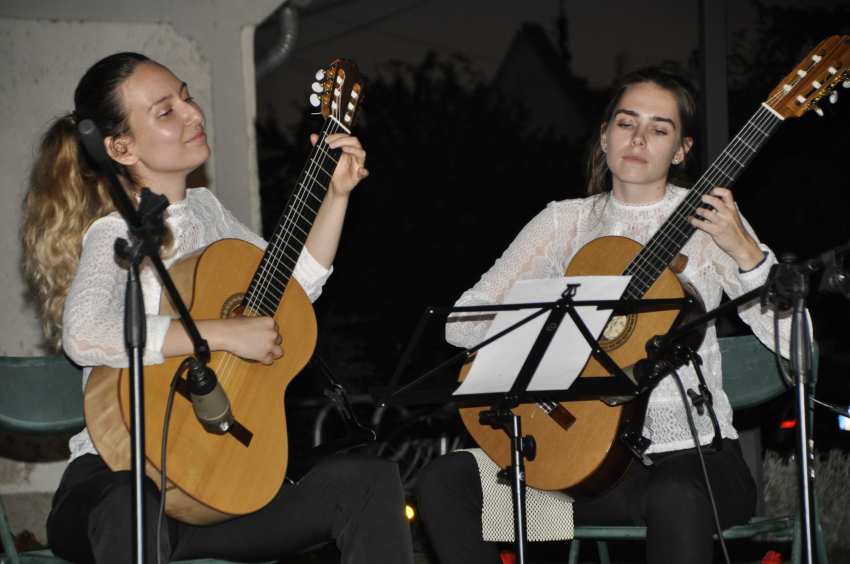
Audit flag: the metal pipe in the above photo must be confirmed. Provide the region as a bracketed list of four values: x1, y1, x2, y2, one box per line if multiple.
[256, 4, 299, 83]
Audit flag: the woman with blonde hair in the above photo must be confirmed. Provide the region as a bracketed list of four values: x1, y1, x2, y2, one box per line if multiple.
[23, 52, 413, 564]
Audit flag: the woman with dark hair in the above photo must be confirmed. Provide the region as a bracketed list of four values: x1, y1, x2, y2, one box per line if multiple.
[416, 67, 788, 564]
[23, 52, 413, 564]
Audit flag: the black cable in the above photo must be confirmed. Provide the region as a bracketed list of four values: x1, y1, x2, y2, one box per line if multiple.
[668, 364, 731, 564]
[157, 357, 192, 564]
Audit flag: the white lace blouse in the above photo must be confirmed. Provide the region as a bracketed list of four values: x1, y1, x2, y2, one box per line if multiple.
[63, 188, 331, 461]
[446, 185, 792, 454]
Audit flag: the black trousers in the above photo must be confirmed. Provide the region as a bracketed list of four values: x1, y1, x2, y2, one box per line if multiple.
[416, 440, 756, 564]
[47, 453, 414, 564]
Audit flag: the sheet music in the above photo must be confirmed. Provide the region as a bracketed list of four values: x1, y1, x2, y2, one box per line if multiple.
[453, 276, 630, 396]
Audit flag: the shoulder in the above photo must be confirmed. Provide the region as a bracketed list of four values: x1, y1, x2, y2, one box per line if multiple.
[82, 213, 127, 245]
[185, 187, 220, 207]
[666, 185, 690, 204]
[546, 194, 600, 213]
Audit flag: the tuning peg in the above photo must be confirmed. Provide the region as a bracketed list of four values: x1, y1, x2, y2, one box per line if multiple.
[813, 104, 824, 116]
[311, 82, 323, 93]
[309, 93, 321, 107]
[830, 90, 838, 104]
[315, 69, 325, 80]
[844, 80, 850, 88]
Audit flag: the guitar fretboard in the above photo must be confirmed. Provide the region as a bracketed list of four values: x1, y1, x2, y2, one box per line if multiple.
[242, 116, 348, 316]
[621, 104, 784, 300]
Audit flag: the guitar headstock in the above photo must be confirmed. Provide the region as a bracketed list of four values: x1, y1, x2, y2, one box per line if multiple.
[766, 35, 850, 119]
[309, 59, 365, 129]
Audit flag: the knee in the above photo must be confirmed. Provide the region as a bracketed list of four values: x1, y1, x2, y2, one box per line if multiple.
[95, 471, 162, 519]
[416, 451, 478, 514]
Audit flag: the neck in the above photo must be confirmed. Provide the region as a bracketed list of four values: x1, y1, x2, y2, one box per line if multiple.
[137, 173, 188, 203]
[611, 180, 667, 204]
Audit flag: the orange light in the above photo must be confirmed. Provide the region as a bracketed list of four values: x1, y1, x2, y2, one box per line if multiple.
[405, 505, 415, 520]
[779, 419, 797, 429]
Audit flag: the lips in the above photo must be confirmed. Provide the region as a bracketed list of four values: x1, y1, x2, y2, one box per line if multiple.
[186, 130, 206, 143]
[623, 154, 647, 164]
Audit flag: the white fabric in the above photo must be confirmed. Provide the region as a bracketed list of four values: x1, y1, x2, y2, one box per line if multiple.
[63, 188, 331, 462]
[461, 448, 574, 542]
[446, 186, 794, 455]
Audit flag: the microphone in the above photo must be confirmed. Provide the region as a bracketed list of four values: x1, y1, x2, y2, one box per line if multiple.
[601, 359, 674, 407]
[186, 358, 234, 433]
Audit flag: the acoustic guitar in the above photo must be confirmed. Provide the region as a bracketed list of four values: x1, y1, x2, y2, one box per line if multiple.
[460, 36, 850, 501]
[84, 59, 365, 525]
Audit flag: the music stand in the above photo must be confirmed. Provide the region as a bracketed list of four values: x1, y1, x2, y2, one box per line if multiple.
[377, 280, 695, 563]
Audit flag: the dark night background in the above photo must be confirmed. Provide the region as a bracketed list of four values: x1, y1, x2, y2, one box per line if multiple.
[255, 0, 850, 471]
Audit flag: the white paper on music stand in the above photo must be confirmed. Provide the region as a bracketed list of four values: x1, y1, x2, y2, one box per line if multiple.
[453, 276, 630, 396]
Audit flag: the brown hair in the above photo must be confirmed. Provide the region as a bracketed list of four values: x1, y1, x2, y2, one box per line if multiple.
[586, 67, 699, 196]
[22, 52, 174, 350]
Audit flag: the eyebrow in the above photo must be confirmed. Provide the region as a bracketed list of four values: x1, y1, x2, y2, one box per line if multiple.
[149, 83, 188, 111]
[614, 109, 677, 129]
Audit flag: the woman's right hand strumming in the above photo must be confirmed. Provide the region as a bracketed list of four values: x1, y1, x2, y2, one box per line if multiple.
[162, 316, 284, 365]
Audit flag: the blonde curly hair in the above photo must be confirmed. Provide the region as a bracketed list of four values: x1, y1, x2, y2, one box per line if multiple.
[22, 53, 174, 351]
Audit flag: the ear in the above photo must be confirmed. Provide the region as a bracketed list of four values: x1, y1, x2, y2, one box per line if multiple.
[104, 135, 138, 167]
[600, 123, 609, 152]
[674, 137, 694, 163]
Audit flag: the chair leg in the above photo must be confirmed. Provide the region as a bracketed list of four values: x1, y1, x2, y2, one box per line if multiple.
[596, 540, 611, 564]
[568, 539, 581, 564]
[0, 492, 22, 564]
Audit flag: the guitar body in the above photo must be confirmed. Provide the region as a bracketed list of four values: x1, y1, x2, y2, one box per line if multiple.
[459, 236, 687, 500]
[85, 239, 317, 525]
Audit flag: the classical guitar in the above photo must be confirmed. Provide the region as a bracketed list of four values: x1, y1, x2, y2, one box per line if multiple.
[460, 36, 850, 501]
[84, 59, 365, 525]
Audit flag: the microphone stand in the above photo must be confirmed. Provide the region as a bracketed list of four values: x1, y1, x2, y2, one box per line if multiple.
[77, 120, 213, 564]
[645, 245, 850, 564]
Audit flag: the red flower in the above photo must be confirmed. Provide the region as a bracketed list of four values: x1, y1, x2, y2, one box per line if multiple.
[500, 549, 517, 564]
[762, 550, 782, 564]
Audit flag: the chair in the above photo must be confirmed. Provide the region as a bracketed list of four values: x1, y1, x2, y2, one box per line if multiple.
[0, 355, 272, 564]
[566, 335, 828, 564]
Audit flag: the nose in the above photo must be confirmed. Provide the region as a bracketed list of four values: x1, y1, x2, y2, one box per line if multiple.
[631, 127, 646, 147]
[184, 100, 204, 127]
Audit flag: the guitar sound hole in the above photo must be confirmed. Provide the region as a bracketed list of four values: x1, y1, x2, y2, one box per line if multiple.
[600, 310, 637, 352]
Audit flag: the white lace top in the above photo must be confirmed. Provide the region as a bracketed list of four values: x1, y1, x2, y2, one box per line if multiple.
[446, 185, 792, 454]
[64, 188, 332, 461]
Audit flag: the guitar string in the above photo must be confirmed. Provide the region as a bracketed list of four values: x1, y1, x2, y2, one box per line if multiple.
[217, 118, 338, 396]
[220, 88, 347, 403]
[213, 120, 335, 399]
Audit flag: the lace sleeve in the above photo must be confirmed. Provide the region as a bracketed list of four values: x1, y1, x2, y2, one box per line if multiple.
[446, 204, 577, 349]
[62, 218, 171, 368]
[704, 210, 799, 357]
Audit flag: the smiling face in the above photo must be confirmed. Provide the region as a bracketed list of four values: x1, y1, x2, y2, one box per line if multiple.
[107, 62, 209, 199]
[600, 82, 692, 202]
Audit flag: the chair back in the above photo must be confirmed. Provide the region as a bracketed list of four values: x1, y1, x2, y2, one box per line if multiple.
[0, 355, 84, 436]
[719, 335, 818, 411]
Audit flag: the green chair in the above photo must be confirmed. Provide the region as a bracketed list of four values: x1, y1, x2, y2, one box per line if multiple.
[566, 335, 828, 564]
[0, 355, 273, 564]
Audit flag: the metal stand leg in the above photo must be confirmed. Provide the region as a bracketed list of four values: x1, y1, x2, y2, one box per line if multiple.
[479, 405, 536, 564]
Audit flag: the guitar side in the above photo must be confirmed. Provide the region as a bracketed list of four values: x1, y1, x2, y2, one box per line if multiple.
[85, 238, 317, 525]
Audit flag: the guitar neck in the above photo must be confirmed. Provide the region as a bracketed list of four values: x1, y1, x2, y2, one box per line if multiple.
[242, 116, 350, 315]
[621, 104, 784, 299]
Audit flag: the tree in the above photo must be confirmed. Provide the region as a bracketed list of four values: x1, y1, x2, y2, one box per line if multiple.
[258, 53, 581, 391]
